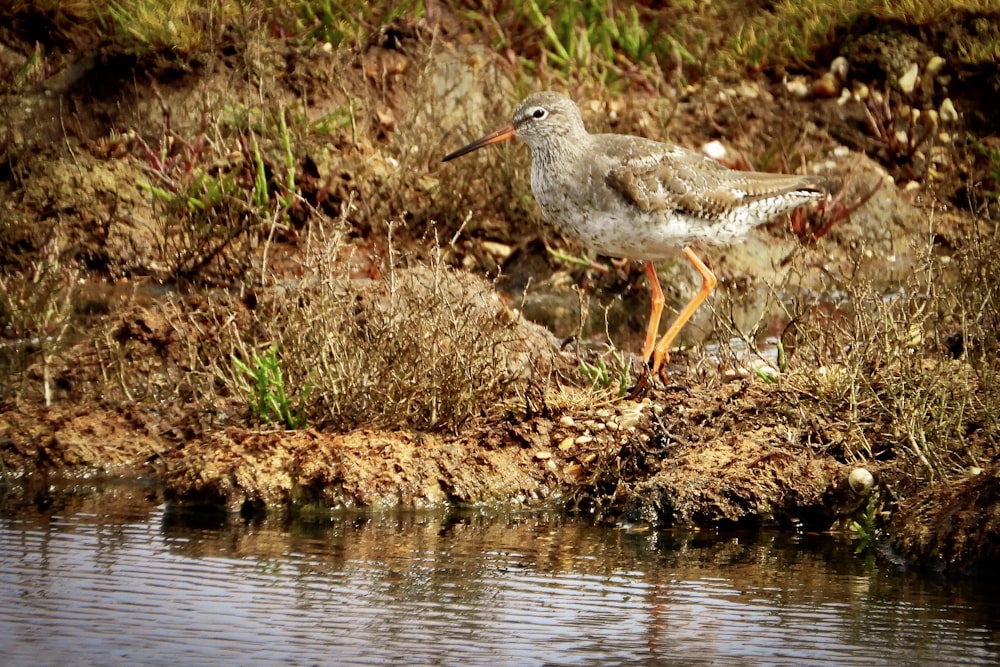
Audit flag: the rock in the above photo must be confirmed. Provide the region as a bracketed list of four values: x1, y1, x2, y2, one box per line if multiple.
[848, 467, 875, 495]
[700, 140, 727, 160]
[925, 55, 946, 77]
[785, 77, 811, 99]
[897, 62, 919, 94]
[812, 71, 841, 98]
[940, 98, 958, 123]
[831, 56, 849, 82]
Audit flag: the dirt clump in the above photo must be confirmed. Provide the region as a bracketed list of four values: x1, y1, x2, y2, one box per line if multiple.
[889, 465, 1000, 575]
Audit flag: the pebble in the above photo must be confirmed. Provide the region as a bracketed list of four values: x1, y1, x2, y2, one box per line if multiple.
[812, 71, 841, 98]
[831, 56, 849, 81]
[848, 468, 876, 495]
[617, 404, 643, 431]
[481, 240, 513, 260]
[784, 77, 811, 99]
[701, 140, 728, 160]
[898, 62, 919, 94]
[925, 55, 946, 78]
[939, 98, 958, 123]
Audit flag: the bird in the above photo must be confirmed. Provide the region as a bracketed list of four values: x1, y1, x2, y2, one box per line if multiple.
[443, 91, 824, 394]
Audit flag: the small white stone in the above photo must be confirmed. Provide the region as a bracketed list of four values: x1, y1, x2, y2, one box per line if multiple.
[701, 140, 728, 161]
[785, 77, 811, 99]
[617, 405, 643, 431]
[558, 415, 575, 427]
[925, 55, 946, 77]
[898, 62, 919, 94]
[481, 240, 513, 260]
[848, 468, 876, 495]
[939, 98, 958, 123]
[831, 56, 850, 81]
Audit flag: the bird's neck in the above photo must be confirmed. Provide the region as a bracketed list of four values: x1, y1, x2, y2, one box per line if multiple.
[529, 132, 588, 172]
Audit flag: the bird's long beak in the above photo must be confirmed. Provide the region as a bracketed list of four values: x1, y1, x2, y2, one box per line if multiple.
[442, 123, 516, 162]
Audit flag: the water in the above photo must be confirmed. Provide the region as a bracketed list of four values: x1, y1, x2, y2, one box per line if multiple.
[2, 481, 999, 666]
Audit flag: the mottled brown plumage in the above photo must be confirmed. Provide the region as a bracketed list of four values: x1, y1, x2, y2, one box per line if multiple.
[444, 91, 824, 388]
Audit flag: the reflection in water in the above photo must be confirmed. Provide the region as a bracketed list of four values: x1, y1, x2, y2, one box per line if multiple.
[1, 481, 999, 666]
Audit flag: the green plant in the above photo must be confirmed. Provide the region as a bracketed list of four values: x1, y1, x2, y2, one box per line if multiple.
[579, 350, 630, 399]
[133, 98, 311, 284]
[275, 0, 424, 48]
[851, 492, 879, 554]
[520, 0, 655, 79]
[0, 240, 76, 406]
[232, 342, 311, 429]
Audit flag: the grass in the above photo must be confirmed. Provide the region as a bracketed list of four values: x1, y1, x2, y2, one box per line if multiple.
[3, 1, 428, 56]
[232, 342, 310, 429]
[516, 0, 655, 80]
[728, 0, 1000, 69]
[852, 492, 880, 554]
[0, 240, 76, 406]
[128, 93, 313, 284]
[4, 0, 996, 83]
[776, 227, 1000, 482]
[579, 352, 630, 399]
[237, 220, 547, 433]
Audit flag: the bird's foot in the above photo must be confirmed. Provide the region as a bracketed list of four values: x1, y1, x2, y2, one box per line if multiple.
[626, 356, 662, 401]
[626, 357, 688, 401]
[625, 370, 650, 401]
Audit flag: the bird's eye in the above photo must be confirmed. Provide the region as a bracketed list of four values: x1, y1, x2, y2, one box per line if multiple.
[532, 108, 547, 119]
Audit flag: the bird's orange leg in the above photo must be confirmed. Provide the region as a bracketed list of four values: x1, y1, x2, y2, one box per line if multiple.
[625, 262, 665, 400]
[640, 261, 665, 365]
[649, 246, 718, 378]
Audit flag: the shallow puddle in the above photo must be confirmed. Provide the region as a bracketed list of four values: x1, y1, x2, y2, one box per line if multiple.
[1, 480, 998, 666]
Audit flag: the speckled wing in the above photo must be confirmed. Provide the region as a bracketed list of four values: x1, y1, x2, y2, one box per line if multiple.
[604, 142, 822, 219]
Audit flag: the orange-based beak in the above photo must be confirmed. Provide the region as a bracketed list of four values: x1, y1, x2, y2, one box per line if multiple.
[442, 123, 516, 162]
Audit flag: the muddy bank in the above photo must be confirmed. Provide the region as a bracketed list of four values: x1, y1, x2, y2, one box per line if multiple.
[0, 385, 873, 531]
[888, 464, 1000, 575]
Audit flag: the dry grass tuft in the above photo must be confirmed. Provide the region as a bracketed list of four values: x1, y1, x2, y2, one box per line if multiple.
[227, 216, 556, 432]
[781, 222, 1000, 481]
